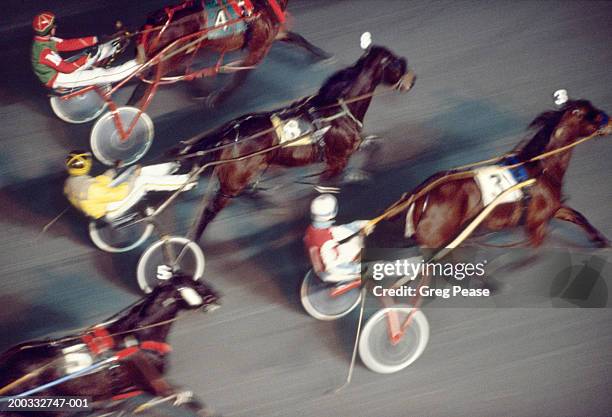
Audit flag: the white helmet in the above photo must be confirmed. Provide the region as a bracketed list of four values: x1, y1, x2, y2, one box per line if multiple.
[311, 194, 338, 222]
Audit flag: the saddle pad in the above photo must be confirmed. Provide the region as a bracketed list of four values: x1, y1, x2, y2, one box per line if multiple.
[271, 115, 317, 147]
[62, 344, 94, 374]
[474, 165, 524, 206]
[204, 0, 248, 39]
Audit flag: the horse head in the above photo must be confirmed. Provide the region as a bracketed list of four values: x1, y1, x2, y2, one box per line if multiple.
[519, 98, 609, 161]
[362, 45, 416, 92]
[142, 275, 220, 320]
[556, 99, 610, 140]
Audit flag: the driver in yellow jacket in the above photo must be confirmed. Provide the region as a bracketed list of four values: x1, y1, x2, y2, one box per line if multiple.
[64, 151, 194, 219]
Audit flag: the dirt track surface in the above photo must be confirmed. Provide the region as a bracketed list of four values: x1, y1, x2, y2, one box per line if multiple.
[1, 1, 611, 416]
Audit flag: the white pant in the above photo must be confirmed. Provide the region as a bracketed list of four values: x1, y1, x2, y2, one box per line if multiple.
[53, 59, 141, 89]
[105, 163, 194, 220]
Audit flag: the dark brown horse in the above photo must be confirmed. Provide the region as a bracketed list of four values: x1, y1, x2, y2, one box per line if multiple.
[169, 45, 416, 241]
[0, 276, 218, 416]
[401, 99, 610, 250]
[129, 0, 330, 107]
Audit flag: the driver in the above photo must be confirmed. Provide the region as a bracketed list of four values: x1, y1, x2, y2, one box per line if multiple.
[304, 194, 368, 283]
[31, 11, 141, 89]
[64, 151, 196, 219]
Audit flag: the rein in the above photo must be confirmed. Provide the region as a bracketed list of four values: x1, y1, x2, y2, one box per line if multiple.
[173, 78, 405, 161]
[334, 127, 609, 246]
[374, 128, 606, 227]
[0, 304, 215, 396]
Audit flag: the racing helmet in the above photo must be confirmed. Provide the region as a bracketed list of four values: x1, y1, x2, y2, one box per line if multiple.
[311, 194, 338, 223]
[66, 151, 92, 176]
[33, 12, 56, 36]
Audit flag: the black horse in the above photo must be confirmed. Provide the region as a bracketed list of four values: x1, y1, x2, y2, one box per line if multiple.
[168, 45, 416, 241]
[0, 276, 219, 417]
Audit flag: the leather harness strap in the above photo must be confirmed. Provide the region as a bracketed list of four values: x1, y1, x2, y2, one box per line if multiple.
[81, 327, 115, 355]
[82, 326, 172, 358]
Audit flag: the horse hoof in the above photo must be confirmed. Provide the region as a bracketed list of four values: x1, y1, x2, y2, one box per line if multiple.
[360, 135, 383, 150]
[342, 169, 372, 184]
[205, 94, 221, 109]
[191, 92, 220, 108]
[315, 54, 336, 67]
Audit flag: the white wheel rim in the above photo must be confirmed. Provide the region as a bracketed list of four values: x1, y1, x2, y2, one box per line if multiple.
[359, 304, 429, 374]
[300, 270, 361, 321]
[137, 236, 205, 294]
[90, 106, 154, 166]
[49, 86, 109, 124]
[88, 219, 154, 253]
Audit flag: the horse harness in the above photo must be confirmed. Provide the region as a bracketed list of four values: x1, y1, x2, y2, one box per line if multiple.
[60, 326, 173, 399]
[405, 157, 534, 237]
[270, 97, 363, 153]
[80, 326, 171, 358]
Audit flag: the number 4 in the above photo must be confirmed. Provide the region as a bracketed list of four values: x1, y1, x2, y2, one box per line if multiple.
[215, 10, 229, 30]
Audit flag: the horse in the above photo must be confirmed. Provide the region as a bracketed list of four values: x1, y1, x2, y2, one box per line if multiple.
[129, 0, 331, 107]
[0, 275, 219, 417]
[398, 99, 611, 251]
[167, 45, 416, 241]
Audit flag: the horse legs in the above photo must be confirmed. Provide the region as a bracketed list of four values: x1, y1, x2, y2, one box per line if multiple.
[275, 30, 333, 60]
[554, 205, 610, 247]
[125, 353, 174, 397]
[205, 45, 272, 107]
[189, 189, 234, 242]
[127, 81, 150, 107]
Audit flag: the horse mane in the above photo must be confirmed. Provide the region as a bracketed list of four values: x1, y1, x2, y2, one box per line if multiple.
[515, 100, 591, 160]
[100, 284, 173, 332]
[312, 48, 384, 105]
[145, 0, 202, 26]
[515, 110, 564, 160]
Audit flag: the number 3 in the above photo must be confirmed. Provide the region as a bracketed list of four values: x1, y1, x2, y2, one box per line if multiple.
[489, 173, 503, 192]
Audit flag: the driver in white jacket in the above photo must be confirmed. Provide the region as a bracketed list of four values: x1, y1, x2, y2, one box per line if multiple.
[304, 194, 368, 283]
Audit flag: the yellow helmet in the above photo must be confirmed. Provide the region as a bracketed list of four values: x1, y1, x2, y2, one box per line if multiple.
[66, 151, 92, 176]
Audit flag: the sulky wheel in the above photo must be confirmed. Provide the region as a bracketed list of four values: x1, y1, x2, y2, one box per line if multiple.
[88, 216, 154, 253]
[137, 236, 205, 294]
[90, 106, 154, 166]
[49, 85, 110, 124]
[358, 304, 429, 374]
[300, 269, 362, 321]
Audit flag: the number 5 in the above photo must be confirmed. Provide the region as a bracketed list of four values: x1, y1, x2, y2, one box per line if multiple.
[156, 264, 173, 280]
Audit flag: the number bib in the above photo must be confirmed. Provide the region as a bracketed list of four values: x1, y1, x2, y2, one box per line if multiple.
[474, 166, 524, 206]
[205, 1, 248, 39]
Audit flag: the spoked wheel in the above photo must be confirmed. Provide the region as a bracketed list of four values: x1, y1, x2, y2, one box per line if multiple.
[300, 269, 362, 321]
[91, 106, 154, 166]
[359, 304, 429, 374]
[49, 85, 110, 124]
[137, 236, 205, 294]
[88, 215, 154, 253]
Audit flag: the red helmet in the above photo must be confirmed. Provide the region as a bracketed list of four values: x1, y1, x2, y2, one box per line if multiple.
[33, 12, 56, 35]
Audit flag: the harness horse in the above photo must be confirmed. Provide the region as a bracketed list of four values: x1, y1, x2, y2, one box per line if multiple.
[0, 276, 219, 417]
[49, 0, 331, 167]
[299, 97, 611, 376]
[168, 44, 416, 242]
